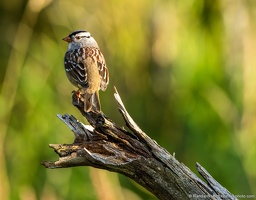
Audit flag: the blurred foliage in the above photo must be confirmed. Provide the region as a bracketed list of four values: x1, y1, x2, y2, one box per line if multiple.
[0, 0, 256, 199]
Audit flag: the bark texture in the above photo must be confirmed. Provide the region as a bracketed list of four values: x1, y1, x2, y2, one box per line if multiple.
[42, 88, 236, 200]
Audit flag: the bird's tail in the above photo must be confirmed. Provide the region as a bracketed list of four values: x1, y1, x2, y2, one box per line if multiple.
[84, 91, 101, 112]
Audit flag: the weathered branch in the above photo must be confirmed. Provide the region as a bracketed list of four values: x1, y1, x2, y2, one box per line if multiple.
[42, 88, 237, 200]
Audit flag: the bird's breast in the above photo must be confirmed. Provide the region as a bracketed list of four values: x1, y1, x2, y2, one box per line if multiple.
[84, 57, 101, 94]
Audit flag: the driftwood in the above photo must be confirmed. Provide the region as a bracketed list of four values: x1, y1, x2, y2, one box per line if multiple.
[42, 88, 237, 200]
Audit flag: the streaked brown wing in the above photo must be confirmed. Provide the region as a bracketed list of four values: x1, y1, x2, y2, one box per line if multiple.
[64, 49, 88, 88]
[95, 50, 109, 91]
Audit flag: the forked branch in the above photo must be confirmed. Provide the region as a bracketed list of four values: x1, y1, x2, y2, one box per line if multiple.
[42, 87, 236, 200]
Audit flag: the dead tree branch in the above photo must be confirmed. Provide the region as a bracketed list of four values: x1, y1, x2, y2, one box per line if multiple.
[42, 87, 236, 200]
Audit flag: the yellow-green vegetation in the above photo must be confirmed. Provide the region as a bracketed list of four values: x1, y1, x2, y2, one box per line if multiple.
[0, 0, 255, 199]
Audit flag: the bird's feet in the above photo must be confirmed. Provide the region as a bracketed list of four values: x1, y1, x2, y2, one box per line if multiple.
[71, 90, 85, 107]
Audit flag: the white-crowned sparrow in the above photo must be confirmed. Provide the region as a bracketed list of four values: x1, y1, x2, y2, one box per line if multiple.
[63, 30, 109, 112]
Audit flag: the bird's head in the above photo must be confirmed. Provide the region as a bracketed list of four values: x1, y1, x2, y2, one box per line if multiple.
[63, 30, 99, 50]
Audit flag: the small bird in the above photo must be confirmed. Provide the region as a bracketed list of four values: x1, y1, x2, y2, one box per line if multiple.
[63, 30, 109, 112]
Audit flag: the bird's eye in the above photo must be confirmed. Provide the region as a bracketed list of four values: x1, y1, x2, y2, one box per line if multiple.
[75, 36, 81, 39]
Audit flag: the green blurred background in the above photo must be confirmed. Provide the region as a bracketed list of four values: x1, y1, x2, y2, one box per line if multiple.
[0, 0, 256, 199]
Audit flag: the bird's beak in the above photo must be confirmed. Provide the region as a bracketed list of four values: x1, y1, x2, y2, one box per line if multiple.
[62, 36, 72, 43]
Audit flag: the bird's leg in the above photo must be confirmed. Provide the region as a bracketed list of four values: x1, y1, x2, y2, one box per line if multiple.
[76, 90, 81, 101]
[72, 89, 85, 104]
